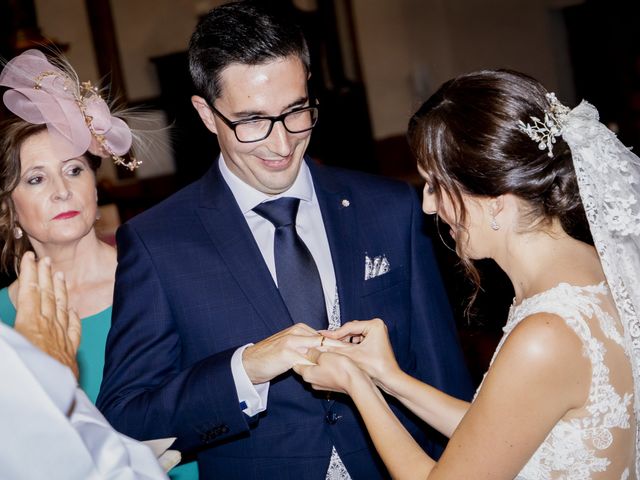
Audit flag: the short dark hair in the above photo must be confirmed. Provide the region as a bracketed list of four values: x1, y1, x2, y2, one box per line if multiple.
[188, 0, 311, 105]
[408, 69, 591, 307]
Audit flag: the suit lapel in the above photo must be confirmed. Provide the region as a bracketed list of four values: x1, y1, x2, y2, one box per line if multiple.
[196, 164, 294, 333]
[308, 161, 361, 411]
[308, 161, 360, 326]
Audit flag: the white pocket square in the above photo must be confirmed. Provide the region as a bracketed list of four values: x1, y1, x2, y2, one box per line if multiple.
[364, 254, 390, 280]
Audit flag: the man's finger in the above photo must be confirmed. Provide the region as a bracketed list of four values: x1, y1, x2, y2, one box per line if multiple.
[38, 257, 56, 320]
[53, 271, 69, 330]
[317, 337, 348, 351]
[16, 252, 39, 320]
[67, 309, 82, 353]
[289, 334, 343, 355]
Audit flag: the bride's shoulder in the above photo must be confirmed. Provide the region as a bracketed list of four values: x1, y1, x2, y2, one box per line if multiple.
[506, 311, 584, 358]
[476, 311, 591, 431]
[493, 312, 590, 392]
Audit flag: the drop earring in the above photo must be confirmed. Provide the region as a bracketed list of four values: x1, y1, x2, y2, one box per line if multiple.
[490, 216, 500, 231]
[13, 226, 23, 239]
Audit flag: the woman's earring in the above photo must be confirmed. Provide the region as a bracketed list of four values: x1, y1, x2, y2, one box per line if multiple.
[13, 226, 23, 239]
[490, 216, 500, 231]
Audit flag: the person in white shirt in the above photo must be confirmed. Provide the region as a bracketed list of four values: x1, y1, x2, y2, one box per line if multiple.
[0, 251, 168, 480]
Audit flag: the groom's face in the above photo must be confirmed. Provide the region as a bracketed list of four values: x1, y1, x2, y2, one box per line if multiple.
[199, 55, 312, 195]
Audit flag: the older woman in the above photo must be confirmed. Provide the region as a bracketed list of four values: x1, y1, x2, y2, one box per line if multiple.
[0, 50, 138, 403]
[0, 120, 115, 401]
[0, 49, 198, 480]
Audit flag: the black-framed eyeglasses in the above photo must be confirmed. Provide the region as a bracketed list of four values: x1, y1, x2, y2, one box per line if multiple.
[209, 103, 319, 143]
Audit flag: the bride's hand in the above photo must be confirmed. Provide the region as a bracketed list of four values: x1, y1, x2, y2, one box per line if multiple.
[293, 348, 370, 395]
[319, 319, 401, 388]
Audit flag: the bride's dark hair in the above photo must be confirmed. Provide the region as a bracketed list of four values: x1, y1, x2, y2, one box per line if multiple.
[408, 69, 591, 308]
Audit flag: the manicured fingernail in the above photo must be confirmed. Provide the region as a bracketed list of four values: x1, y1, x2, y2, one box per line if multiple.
[43, 257, 51, 266]
[55, 271, 64, 280]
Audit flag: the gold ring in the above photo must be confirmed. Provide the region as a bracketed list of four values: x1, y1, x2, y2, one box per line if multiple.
[320, 336, 325, 347]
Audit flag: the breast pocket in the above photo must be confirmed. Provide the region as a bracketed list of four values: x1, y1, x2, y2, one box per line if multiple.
[361, 266, 407, 297]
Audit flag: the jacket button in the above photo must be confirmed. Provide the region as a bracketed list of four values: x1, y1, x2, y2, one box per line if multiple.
[325, 412, 340, 425]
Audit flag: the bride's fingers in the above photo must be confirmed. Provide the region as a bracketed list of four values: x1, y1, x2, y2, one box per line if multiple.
[323, 343, 355, 354]
[291, 363, 323, 385]
[347, 335, 364, 344]
[310, 383, 338, 392]
[294, 357, 315, 366]
[318, 333, 364, 344]
[292, 362, 312, 376]
[305, 347, 323, 364]
[321, 320, 370, 339]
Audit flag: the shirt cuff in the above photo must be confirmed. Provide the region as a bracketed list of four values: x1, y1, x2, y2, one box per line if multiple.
[231, 344, 269, 417]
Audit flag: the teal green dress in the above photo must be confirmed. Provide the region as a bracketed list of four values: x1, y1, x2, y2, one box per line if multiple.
[0, 287, 198, 480]
[0, 286, 110, 402]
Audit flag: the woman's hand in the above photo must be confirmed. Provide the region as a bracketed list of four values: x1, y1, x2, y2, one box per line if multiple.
[320, 319, 402, 389]
[14, 252, 81, 378]
[293, 348, 371, 395]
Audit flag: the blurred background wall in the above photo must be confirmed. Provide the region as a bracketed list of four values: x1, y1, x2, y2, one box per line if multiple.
[4, 0, 638, 179]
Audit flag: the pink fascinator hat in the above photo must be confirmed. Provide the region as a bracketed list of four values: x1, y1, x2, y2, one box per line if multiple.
[0, 49, 140, 170]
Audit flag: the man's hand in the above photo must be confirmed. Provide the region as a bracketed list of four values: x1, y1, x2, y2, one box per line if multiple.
[14, 252, 81, 378]
[242, 323, 344, 384]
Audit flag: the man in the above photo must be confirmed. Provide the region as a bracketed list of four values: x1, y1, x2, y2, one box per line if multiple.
[97, 2, 472, 479]
[1, 252, 168, 479]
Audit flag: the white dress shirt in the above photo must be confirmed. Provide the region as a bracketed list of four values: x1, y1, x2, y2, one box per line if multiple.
[220, 156, 337, 416]
[221, 156, 351, 480]
[0, 323, 167, 479]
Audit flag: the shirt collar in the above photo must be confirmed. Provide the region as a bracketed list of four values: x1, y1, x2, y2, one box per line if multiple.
[218, 154, 315, 214]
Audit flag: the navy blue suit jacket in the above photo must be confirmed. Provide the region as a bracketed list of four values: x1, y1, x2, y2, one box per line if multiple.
[97, 159, 472, 479]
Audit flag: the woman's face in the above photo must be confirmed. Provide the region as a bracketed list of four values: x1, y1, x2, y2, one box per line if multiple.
[418, 164, 492, 260]
[418, 163, 458, 223]
[11, 130, 98, 248]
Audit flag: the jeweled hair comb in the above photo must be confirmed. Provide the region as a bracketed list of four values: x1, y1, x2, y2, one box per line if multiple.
[517, 92, 571, 158]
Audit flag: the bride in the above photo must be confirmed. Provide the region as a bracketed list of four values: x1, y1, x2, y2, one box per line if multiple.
[294, 70, 639, 479]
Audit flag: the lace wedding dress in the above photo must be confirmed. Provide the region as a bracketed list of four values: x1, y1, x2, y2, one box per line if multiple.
[482, 282, 636, 479]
